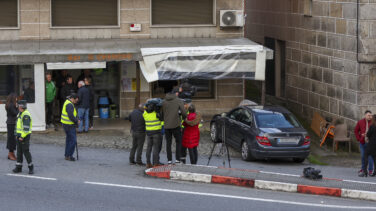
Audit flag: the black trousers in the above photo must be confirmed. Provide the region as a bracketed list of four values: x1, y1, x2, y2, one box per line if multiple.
[165, 127, 182, 162]
[89, 104, 94, 127]
[129, 132, 146, 163]
[181, 147, 198, 164]
[16, 135, 32, 166]
[146, 133, 162, 165]
[46, 102, 54, 125]
[6, 124, 16, 152]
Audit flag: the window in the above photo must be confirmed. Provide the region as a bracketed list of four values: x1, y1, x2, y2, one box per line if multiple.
[304, 0, 312, 17]
[0, 0, 18, 28]
[151, 0, 215, 26]
[0, 65, 35, 103]
[186, 79, 215, 99]
[51, 0, 119, 27]
[254, 111, 301, 128]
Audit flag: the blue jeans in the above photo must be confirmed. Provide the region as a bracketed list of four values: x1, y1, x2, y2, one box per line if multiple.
[360, 143, 374, 171]
[63, 124, 76, 158]
[78, 108, 89, 132]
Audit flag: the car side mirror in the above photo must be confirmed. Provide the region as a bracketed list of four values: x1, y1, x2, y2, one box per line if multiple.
[221, 112, 227, 118]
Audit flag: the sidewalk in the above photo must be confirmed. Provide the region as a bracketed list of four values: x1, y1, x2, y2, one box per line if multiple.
[146, 164, 376, 201]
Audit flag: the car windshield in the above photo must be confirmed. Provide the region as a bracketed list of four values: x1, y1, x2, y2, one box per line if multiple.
[254, 110, 301, 128]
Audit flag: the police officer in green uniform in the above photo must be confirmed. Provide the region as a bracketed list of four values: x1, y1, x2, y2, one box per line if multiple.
[12, 100, 34, 174]
[143, 103, 163, 168]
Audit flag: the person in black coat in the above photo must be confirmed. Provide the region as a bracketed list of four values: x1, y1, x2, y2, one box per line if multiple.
[5, 93, 18, 160]
[364, 114, 376, 177]
[77, 81, 91, 133]
[128, 104, 146, 165]
[84, 77, 95, 129]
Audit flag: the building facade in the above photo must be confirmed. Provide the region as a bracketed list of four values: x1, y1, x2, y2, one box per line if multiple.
[245, 0, 376, 127]
[0, 0, 261, 131]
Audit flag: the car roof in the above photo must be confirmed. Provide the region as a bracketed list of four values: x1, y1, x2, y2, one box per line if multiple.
[243, 105, 291, 113]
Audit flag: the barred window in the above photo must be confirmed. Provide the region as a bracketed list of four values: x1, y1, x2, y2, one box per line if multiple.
[151, 0, 215, 25]
[51, 0, 118, 27]
[0, 0, 18, 28]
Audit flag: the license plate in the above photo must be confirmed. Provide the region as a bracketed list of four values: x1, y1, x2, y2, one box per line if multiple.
[278, 138, 300, 144]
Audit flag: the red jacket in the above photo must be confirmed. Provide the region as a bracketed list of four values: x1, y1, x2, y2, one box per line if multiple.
[182, 113, 200, 149]
[354, 118, 372, 144]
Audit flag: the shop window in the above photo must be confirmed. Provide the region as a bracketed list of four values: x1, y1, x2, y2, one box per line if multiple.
[304, 0, 312, 17]
[0, 0, 18, 28]
[0, 65, 35, 103]
[51, 0, 118, 27]
[151, 79, 215, 99]
[151, 0, 215, 26]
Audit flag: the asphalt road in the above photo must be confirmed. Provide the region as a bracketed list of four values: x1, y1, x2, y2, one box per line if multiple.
[0, 141, 375, 211]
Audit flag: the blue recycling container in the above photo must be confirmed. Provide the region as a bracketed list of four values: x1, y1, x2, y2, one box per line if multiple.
[98, 96, 110, 119]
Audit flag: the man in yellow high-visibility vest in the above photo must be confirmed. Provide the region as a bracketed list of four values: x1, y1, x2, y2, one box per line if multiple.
[12, 100, 34, 174]
[61, 93, 79, 161]
[143, 103, 163, 168]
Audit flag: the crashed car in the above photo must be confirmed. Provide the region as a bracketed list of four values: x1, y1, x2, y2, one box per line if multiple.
[210, 104, 310, 162]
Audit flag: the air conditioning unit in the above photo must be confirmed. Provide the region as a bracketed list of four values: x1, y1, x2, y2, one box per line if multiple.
[220, 10, 244, 28]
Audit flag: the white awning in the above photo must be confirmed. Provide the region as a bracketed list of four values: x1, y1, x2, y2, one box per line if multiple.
[140, 45, 268, 83]
[46, 62, 106, 70]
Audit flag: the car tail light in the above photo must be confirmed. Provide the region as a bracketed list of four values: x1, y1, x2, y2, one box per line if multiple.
[256, 136, 271, 146]
[303, 136, 310, 145]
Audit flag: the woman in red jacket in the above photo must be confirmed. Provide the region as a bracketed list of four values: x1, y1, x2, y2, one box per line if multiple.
[182, 105, 200, 164]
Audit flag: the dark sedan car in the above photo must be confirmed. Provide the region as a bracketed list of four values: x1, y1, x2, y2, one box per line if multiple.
[210, 105, 310, 162]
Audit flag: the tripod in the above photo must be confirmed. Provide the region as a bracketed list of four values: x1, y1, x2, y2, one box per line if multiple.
[207, 119, 231, 168]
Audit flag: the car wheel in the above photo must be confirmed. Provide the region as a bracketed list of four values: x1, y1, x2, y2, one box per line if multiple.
[292, 158, 305, 163]
[210, 123, 217, 143]
[241, 141, 255, 161]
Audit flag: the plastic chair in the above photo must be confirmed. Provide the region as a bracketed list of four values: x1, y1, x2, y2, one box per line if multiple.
[333, 123, 351, 153]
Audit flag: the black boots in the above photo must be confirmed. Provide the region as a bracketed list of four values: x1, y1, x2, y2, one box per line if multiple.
[12, 164, 34, 174]
[12, 165, 22, 173]
[28, 165, 34, 175]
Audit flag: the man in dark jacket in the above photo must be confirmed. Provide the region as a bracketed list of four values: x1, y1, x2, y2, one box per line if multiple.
[60, 75, 76, 104]
[84, 77, 95, 129]
[128, 104, 146, 165]
[355, 110, 374, 177]
[24, 81, 35, 103]
[77, 81, 91, 133]
[162, 89, 186, 164]
[61, 93, 79, 161]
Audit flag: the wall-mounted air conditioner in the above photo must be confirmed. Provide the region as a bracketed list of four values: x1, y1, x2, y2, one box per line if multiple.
[220, 10, 244, 28]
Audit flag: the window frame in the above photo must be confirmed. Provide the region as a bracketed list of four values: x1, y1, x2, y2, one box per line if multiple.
[49, 0, 121, 29]
[149, 0, 217, 28]
[0, 0, 19, 30]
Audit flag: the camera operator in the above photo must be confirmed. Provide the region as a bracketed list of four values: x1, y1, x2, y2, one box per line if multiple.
[178, 80, 196, 99]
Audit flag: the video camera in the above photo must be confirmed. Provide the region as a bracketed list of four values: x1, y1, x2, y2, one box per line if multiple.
[145, 98, 163, 113]
[178, 80, 196, 99]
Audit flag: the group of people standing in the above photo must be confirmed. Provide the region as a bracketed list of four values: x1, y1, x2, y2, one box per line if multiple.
[45, 70, 95, 132]
[128, 87, 201, 168]
[355, 110, 376, 177]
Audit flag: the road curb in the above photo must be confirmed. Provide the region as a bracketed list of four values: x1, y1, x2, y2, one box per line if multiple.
[145, 166, 376, 201]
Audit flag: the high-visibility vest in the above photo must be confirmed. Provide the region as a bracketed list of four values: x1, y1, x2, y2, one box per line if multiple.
[16, 110, 32, 138]
[61, 99, 77, 125]
[143, 111, 162, 131]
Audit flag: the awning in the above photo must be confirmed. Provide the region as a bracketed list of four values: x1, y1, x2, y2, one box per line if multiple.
[140, 45, 269, 83]
[46, 62, 106, 70]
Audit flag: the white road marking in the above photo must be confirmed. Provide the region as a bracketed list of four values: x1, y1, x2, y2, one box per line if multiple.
[84, 181, 376, 209]
[6, 174, 57, 181]
[343, 179, 376, 185]
[259, 171, 301, 177]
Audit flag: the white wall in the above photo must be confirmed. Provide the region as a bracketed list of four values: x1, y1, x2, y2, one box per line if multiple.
[0, 64, 46, 132]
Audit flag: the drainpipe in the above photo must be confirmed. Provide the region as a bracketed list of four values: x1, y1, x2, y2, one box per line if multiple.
[356, 0, 359, 62]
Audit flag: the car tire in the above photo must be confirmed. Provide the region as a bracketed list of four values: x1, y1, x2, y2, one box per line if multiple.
[292, 158, 305, 163]
[241, 141, 256, 161]
[210, 123, 218, 143]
